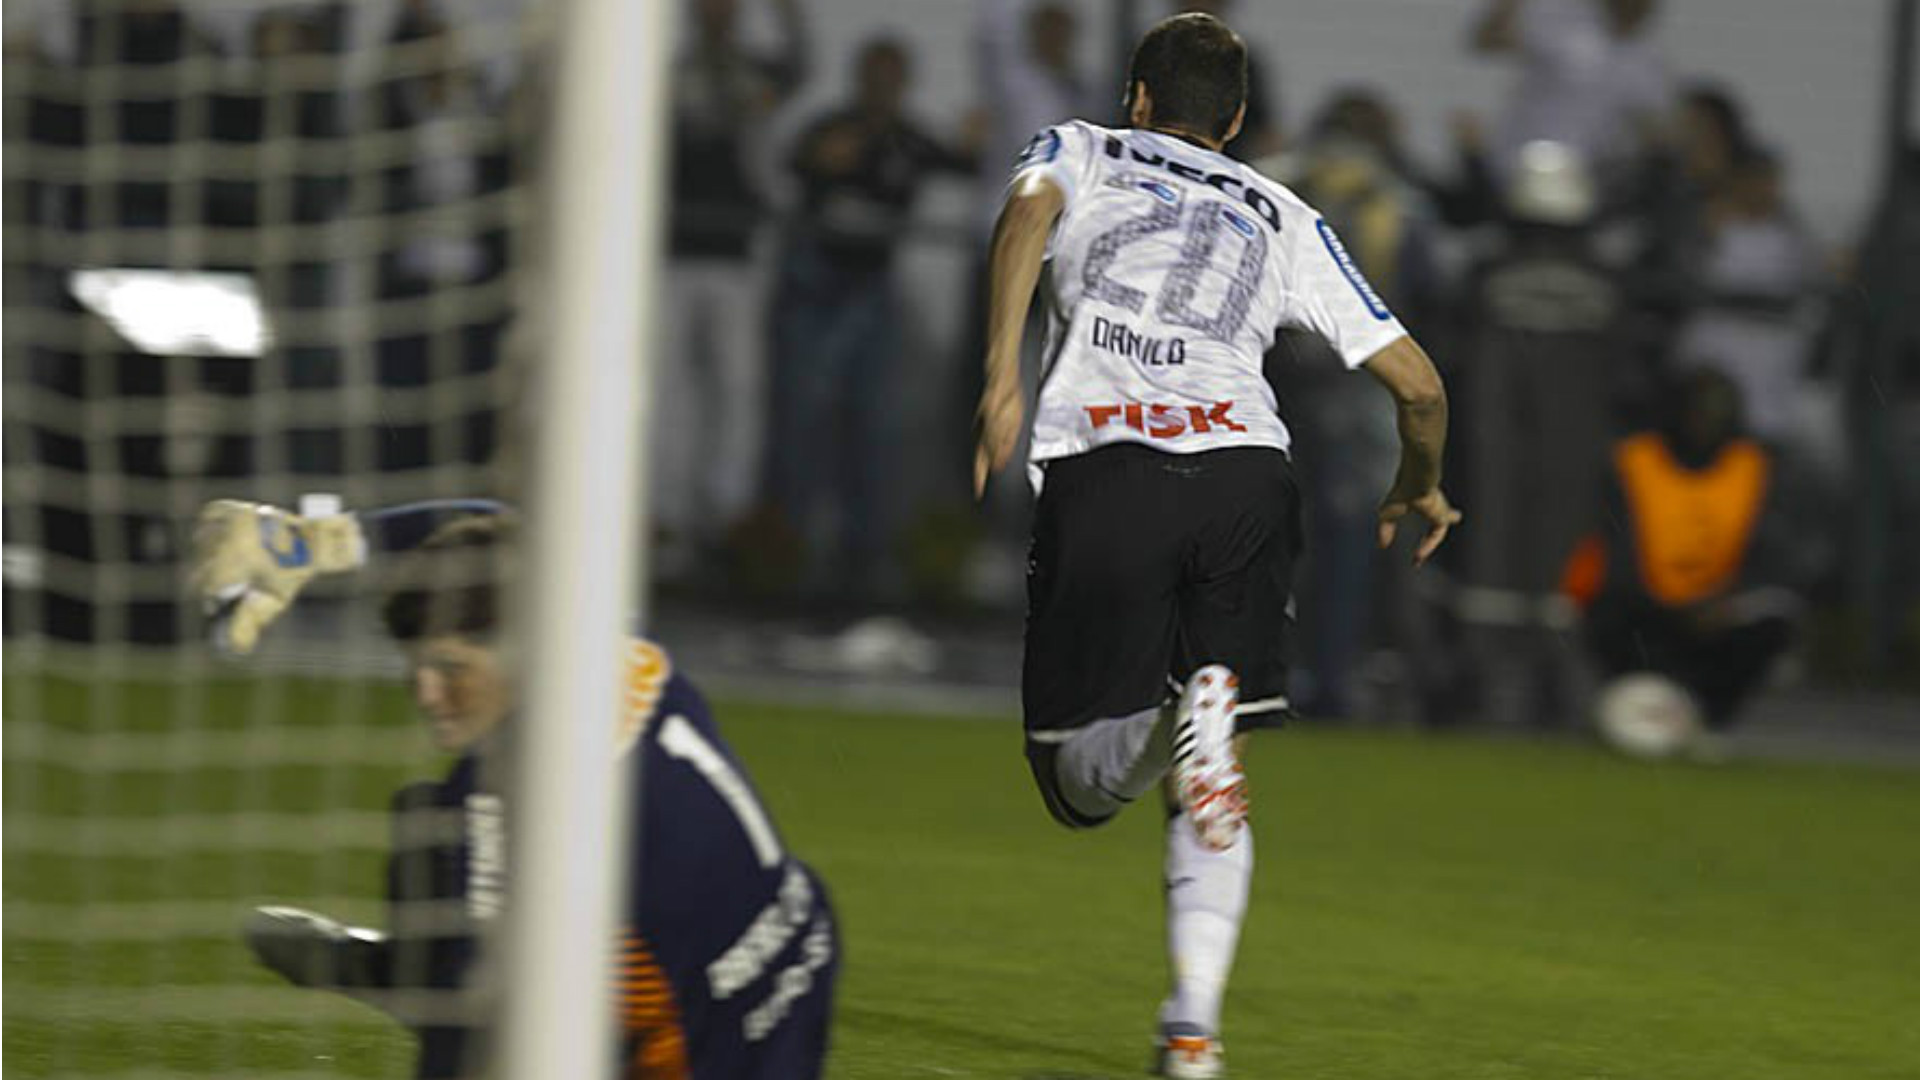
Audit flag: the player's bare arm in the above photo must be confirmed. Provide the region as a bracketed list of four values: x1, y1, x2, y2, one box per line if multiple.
[973, 171, 1065, 498]
[1362, 335, 1462, 565]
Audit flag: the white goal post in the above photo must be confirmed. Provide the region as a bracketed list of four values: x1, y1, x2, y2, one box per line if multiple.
[501, 0, 673, 1075]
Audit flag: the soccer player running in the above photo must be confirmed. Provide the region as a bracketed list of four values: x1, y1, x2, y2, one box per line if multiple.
[191, 502, 837, 1080]
[972, 14, 1459, 1078]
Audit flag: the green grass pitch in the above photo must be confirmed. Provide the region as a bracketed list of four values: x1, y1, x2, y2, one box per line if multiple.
[6, 671, 1919, 1079]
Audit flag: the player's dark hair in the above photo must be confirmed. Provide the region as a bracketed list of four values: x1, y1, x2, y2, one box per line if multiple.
[381, 514, 515, 643]
[1126, 13, 1247, 142]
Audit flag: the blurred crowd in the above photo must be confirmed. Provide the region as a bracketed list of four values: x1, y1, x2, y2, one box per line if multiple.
[8, 0, 1918, 717]
[10, 0, 519, 482]
[648, 0, 1915, 729]
[7, 0, 527, 644]
[1258, 0, 1913, 729]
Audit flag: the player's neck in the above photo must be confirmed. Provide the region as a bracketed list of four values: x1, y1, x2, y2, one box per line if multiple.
[1144, 124, 1224, 153]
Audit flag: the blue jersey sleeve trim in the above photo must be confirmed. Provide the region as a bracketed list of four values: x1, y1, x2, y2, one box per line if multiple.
[1015, 127, 1063, 168]
[1315, 218, 1394, 321]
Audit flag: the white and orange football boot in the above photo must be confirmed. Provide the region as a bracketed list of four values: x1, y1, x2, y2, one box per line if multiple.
[1168, 664, 1247, 852]
[1155, 1024, 1226, 1079]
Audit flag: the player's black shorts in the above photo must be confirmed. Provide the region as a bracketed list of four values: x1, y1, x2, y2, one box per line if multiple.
[1022, 443, 1302, 742]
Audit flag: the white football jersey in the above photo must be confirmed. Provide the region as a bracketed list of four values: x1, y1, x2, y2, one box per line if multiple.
[1010, 121, 1408, 490]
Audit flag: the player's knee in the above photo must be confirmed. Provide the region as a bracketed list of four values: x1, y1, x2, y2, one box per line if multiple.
[1027, 740, 1122, 830]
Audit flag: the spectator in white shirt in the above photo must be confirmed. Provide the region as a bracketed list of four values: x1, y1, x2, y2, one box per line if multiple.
[657, 0, 810, 581]
[1472, 0, 1673, 197]
[958, 1, 1101, 543]
[1673, 148, 1824, 449]
[976, 0, 1100, 237]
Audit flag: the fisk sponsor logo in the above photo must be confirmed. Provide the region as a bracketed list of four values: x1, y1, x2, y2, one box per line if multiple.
[1085, 401, 1247, 439]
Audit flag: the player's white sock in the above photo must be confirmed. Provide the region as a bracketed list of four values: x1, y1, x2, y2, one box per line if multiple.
[1160, 810, 1252, 1036]
[1053, 704, 1172, 819]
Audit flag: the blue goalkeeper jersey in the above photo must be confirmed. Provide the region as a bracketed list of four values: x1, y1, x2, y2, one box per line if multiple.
[384, 641, 837, 1080]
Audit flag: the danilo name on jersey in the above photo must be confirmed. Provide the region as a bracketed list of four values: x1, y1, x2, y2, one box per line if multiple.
[1092, 315, 1187, 367]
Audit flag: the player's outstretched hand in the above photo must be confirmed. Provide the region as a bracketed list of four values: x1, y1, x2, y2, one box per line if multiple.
[972, 379, 1025, 499]
[190, 500, 366, 655]
[1377, 486, 1462, 566]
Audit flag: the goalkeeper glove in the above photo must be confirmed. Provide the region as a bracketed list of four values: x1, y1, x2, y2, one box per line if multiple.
[190, 500, 366, 654]
[244, 905, 391, 990]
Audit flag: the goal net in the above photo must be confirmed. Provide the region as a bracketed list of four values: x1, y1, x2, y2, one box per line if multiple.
[4, 1, 652, 1076]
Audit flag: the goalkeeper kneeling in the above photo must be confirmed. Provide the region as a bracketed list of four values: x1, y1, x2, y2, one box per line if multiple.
[195, 502, 838, 1080]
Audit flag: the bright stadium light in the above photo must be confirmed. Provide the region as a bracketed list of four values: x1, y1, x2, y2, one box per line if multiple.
[67, 269, 274, 358]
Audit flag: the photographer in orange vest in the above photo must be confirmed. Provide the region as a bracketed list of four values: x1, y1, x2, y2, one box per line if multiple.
[1562, 367, 1799, 731]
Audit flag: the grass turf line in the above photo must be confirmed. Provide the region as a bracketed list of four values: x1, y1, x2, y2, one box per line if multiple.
[6, 674, 1918, 1079]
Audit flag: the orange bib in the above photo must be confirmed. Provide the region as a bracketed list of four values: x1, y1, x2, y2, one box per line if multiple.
[1615, 433, 1771, 607]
